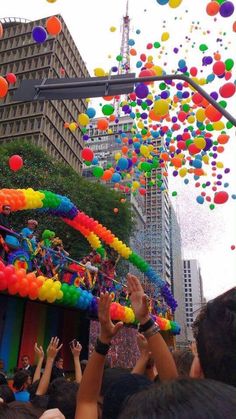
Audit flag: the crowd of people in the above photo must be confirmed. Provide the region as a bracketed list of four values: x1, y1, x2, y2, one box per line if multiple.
[0, 273, 234, 418]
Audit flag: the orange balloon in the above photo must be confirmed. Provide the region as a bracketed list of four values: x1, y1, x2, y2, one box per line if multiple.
[102, 169, 113, 181]
[109, 115, 116, 122]
[233, 21, 236, 32]
[103, 96, 114, 101]
[130, 48, 137, 56]
[217, 134, 229, 144]
[205, 105, 222, 122]
[46, 16, 62, 36]
[206, 1, 220, 16]
[97, 118, 109, 131]
[0, 23, 3, 39]
[122, 146, 128, 154]
[171, 157, 182, 168]
[214, 53, 221, 61]
[0, 77, 8, 98]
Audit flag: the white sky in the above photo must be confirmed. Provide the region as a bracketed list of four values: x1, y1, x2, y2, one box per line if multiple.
[1, 0, 236, 300]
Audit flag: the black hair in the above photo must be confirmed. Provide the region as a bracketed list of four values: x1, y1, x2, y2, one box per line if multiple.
[118, 378, 236, 419]
[13, 370, 30, 391]
[0, 403, 34, 419]
[48, 377, 79, 419]
[102, 373, 152, 419]
[172, 350, 194, 377]
[28, 379, 39, 400]
[101, 367, 129, 397]
[0, 385, 15, 403]
[0, 373, 7, 386]
[193, 287, 236, 386]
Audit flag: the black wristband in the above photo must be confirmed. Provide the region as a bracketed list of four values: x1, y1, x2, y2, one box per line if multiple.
[138, 318, 154, 333]
[95, 338, 110, 356]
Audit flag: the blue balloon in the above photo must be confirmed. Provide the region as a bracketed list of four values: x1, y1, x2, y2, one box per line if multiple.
[196, 196, 204, 204]
[178, 59, 186, 69]
[128, 39, 135, 46]
[86, 107, 96, 118]
[117, 158, 129, 170]
[192, 159, 202, 169]
[32, 26, 47, 43]
[156, 0, 169, 4]
[111, 172, 122, 183]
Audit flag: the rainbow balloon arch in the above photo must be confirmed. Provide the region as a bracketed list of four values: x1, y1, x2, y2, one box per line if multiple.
[0, 188, 180, 334]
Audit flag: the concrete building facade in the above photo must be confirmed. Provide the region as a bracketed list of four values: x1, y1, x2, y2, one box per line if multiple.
[183, 259, 204, 341]
[0, 16, 89, 173]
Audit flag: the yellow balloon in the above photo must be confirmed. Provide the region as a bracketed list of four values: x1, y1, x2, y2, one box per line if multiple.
[78, 113, 90, 126]
[147, 55, 153, 62]
[169, 0, 183, 8]
[187, 115, 195, 124]
[94, 68, 105, 77]
[202, 155, 209, 164]
[196, 109, 206, 123]
[47, 0, 57, 2]
[213, 121, 225, 131]
[194, 137, 206, 150]
[69, 122, 77, 132]
[216, 162, 224, 169]
[161, 32, 170, 42]
[115, 152, 121, 160]
[152, 66, 163, 76]
[179, 168, 187, 178]
[137, 121, 144, 129]
[140, 145, 149, 157]
[153, 99, 169, 116]
[110, 26, 116, 32]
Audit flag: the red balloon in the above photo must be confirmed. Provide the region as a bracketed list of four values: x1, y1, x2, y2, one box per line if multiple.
[0, 77, 8, 98]
[188, 144, 201, 155]
[231, 245, 235, 250]
[214, 191, 229, 204]
[190, 67, 198, 77]
[206, 1, 220, 16]
[219, 82, 236, 98]
[6, 73, 17, 84]
[46, 16, 62, 36]
[8, 155, 23, 171]
[212, 61, 225, 76]
[81, 148, 94, 162]
[205, 105, 222, 122]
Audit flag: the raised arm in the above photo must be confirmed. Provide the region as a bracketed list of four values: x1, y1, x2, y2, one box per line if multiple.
[132, 333, 150, 375]
[127, 274, 178, 381]
[36, 337, 63, 396]
[70, 340, 83, 384]
[75, 293, 123, 419]
[33, 343, 44, 383]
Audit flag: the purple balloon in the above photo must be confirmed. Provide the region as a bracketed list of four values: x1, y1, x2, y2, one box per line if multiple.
[32, 26, 47, 43]
[210, 92, 218, 100]
[219, 1, 234, 18]
[135, 83, 149, 99]
[204, 138, 213, 151]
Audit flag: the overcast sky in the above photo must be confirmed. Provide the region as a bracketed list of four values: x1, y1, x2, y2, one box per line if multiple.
[1, 0, 236, 299]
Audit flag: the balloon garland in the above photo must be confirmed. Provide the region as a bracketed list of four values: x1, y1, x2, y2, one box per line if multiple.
[0, 188, 177, 312]
[0, 261, 180, 334]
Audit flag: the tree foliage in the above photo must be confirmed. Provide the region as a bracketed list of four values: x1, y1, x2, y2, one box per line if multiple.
[0, 141, 134, 260]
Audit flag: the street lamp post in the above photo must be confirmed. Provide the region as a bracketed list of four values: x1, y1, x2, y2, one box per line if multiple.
[13, 73, 236, 126]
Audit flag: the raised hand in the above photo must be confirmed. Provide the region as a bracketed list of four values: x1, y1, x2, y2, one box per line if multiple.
[34, 343, 44, 360]
[47, 337, 63, 360]
[71, 340, 82, 358]
[98, 292, 123, 344]
[127, 274, 150, 324]
[137, 333, 150, 358]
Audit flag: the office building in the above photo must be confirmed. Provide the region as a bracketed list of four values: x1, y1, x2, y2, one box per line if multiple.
[170, 205, 187, 345]
[183, 259, 204, 341]
[0, 15, 89, 172]
[144, 137, 171, 285]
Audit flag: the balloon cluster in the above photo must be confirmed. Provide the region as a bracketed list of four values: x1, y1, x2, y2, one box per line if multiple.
[0, 72, 17, 99]
[32, 16, 62, 44]
[156, 0, 183, 8]
[0, 188, 177, 312]
[0, 261, 180, 334]
[206, 1, 234, 18]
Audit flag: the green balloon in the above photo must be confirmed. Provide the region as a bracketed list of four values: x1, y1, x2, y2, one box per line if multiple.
[102, 104, 114, 116]
[172, 191, 177, 197]
[93, 166, 104, 178]
[154, 41, 161, 49]
[116, 54, 123, 62]
[225, 58, 234, 71]
[219, 100, 227, 109]
[199, 44, 208, 52]
[182, 104, 190, 112]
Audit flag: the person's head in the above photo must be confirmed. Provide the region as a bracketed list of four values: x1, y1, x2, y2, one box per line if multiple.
[21, 355, 30, 368]
[191, 287, 236, 387]
[13, 370, 31, 391]
[55, 357, 63, 370]
[172, 350, 194, 377]
[0, 385, 15, 403]
[48, 378, 78, 419]
[27, 219, 38, 230]
[102, 373, 151, 419]
[2, 205, 11, 216]
[118, 378, 236, 419]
